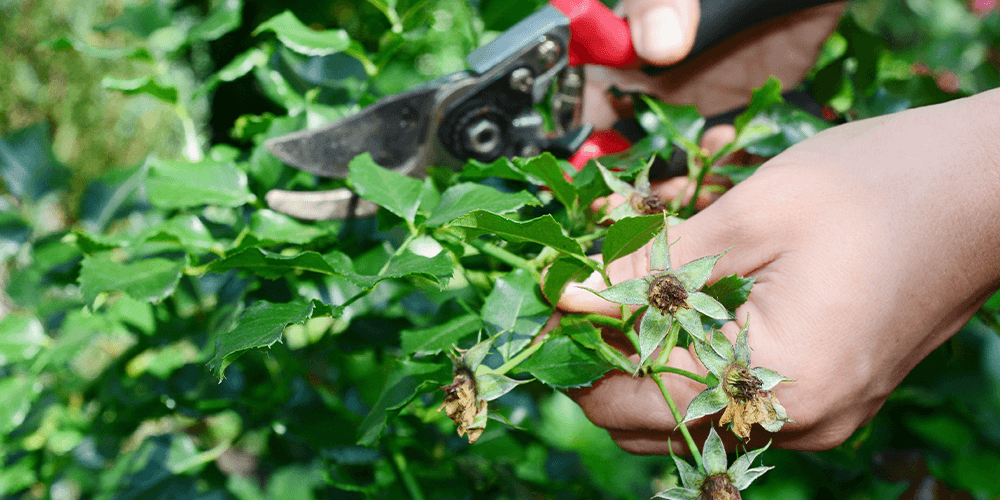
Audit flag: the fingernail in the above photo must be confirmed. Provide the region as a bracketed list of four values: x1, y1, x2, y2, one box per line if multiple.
[640, 6, 684, 64]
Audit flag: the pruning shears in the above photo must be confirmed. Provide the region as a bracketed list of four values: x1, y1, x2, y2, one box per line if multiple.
[265, 0, 835, 220]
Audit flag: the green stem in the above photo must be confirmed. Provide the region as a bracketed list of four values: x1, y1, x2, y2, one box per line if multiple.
[652, 373, 703, 469]
[378, 231, 419, 275]
[681, 150, 712, 218]
[650, 366, 709, 385]
[447, 235, 541, 282]
[489, 338, 544, 376]
[583, 313, 625, 331]
[652, 320, 680, 367]
[387, 439, 425, 500]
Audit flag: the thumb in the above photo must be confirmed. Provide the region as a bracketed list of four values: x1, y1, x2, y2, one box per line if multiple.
[625, 0, 700, 65]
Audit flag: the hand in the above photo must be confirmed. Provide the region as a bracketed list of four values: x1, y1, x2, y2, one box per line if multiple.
[560, 89, 1000, 453]
[582, 0, 845, 129]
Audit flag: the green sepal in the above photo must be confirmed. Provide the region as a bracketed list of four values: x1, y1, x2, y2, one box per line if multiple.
[682, 384, 728, 424]
[702, 427, 727, 475]
[584, 278, 649, 306]
[675, 249, 728, 292]
[637, 309, 673, 369]
[687, 292, 731, 321]
[673, 306, 704, 339]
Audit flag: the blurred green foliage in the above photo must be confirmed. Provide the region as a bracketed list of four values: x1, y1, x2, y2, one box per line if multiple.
[2, 0, 1000, 499]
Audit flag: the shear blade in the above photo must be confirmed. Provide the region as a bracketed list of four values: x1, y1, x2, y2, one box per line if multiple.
[265, 86, 438, 178]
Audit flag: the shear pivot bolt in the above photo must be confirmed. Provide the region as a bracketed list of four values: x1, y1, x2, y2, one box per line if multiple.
[509, 68, 535, 93]
[466, 119, 502, 157]
[537, 38, 561, 66]
[520, 145, 541, 157]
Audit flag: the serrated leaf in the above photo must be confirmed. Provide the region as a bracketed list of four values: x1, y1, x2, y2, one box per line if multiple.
[425, 183, 539, 227]
[517, 336, 610, 389]
[357, 360, 450, 446]
[348, 153, 423, 222]
[558, 318, 638, 373]
[79, 252, 185, 304]
[209, 299, 341, 378]
[102, 76, 178, 103]
[460, 157, 529, 182]
[208, 248, 347, 280]
[542, 256, 594, 305]
[144, 158, 255, 208]
[255, 10, 353, 56]
[380, 248, 453, 287]
[401, 315, 484, 355]
[734, 77, 784, 137]
[448, 211, 584, 256]
[602, 215, 664, 266]
[701, 274, 755, 311]
[0, 123, 70, 202]
[481, 269, 550, 360]
[140, 214, 217, 252]
[517, 153, 577, 208]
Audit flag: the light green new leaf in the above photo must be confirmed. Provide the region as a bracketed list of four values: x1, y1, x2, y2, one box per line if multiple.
[188, 0, 242, 41]
[79, 252, 185, 304]
[674, 307, 704, 338]
[517, 336, 610, 389]
[448, 211, 585, 256]
[348, 153, 423, 222]
[425, 183, 539, 227]
[702, 427, 728, 475]
[144, 158, 256, 209]
[249, 209, 326, 245]
[255, 11, 353, 56]
[209, 299, 341, 378]
[602, 214, 664, 266]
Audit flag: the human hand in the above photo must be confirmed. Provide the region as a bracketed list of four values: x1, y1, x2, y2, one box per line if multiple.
[560, 89, 1000, 453]
[582, 0, 845, 129]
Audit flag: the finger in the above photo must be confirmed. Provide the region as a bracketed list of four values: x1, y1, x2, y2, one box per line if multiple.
[624, 0, 700, 65]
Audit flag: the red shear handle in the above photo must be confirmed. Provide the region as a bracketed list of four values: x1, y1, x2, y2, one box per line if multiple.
[550, 0, 638, 67]
[567, 129, 632, 168]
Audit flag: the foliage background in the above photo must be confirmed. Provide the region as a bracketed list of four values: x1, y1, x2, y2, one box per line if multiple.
[2, 0, 1000, 499]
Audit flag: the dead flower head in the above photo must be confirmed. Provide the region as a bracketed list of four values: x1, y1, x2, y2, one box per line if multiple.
[682, 324, 792, 442]
[439, 363, 488, 444]
[596, 157, 666, 221]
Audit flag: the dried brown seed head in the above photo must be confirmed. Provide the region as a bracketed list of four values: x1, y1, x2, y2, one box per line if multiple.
[648, 273, 689, 313]
[701, 474, 741, 500]
[724, 365, 763, 402]
[630, 193, 667, 215]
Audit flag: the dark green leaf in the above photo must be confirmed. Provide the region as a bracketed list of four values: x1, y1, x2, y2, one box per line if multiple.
[357, 360, 450, 446]
[401, 315, 484, 355]
[95, 1, 171, 37]
[557, 317, 637, 373]
[542, 256, 593, 305]
[481, 269, 551, 360]
[0, 211, 31, 261]
[255, 11, 353, 56]
[742, 103, 832, 157]
[348, 153, 423, 222]
[518, 336, 610, 389]
[139, 214, 217, 252]
[702, 274, 755, 311]
[102, 76, 178, 104]
[209, 299, 340, 378]
[517, 154, 577, 208]
[249, 209, 327, 245]
[448, 211, 584, 256]
[425, 183, 539, 227]
[79, 252, 186, 304]
[0, 123, 70, 202]
[144, 158, 255, 208]
[196, 47, 268, 97]
[602, 215, 664, 266]
[380, 247, 453, 286]
[79, 162, 149, 232]
[572, 160, 613, 209]
[207, 248, 348, 280]
[461, 157, 529, 182]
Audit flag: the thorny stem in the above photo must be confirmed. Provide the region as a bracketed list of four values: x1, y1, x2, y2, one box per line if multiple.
[652, 373, 703, 470]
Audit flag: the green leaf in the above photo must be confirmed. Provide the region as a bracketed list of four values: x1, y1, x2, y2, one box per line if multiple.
[638, 96, 705, 152]
[517, 153, 577, 208]
[43, 36, 152, 60]
[558, 317, 638, 373]
[380, 247, 453, 286]
[0, 123, 70, 202]
[401, 315, 484, 355]
[676, 251, 728, 291]
[481, 269, 551, 360]
[348, 153, 423, 222]
[449, 211, 584, 256]
[425, 183, 539, 227]
[196, 47, 268, 97]
[742, 103, 832, 157]
[188, 0, 242, 41]
[79, 252, 186, 304]
[734, 77, 784, 138]
[638, 309, 672, 367]
[602, 215, 664, 266]
[476, 373, 529, 401]
[209, 299, 340, 378]
[681, 384, 727, 423]
[207, 248, 348, 280]
[144, 158, 256, 209]
[357, 360, 450, 446]
[255, 11, 353, 56]
[249, 209, 327, 245]
[517, 336, 610, 389]
[95, 1, 171, 37]
[687, 292, 731, 321]
[140, 214, 217, 252]
[102, 76, 178, 103]
[541, 256, 593, 305]
[701, 274, 755, 311]
[0, 374, 42, 434]
[0, 211, 30, 261]
[0, 315, 48, 365]
[460, 157, 529, 182]
[79, 162, 149, 232]
[586, 277, 649, 306]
